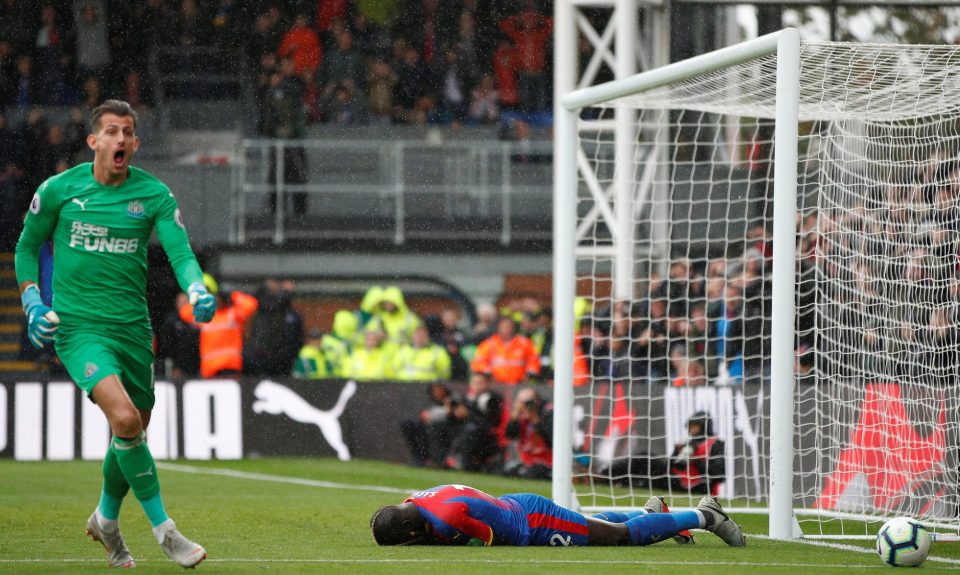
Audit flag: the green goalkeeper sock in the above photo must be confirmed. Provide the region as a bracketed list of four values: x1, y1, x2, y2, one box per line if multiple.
[98, 446, 130, 521]
[112, 434, 169, 527]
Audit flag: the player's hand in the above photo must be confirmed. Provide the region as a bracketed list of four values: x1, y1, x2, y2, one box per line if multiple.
[188, 282, 216, 323]
[21, 284, 59, 349]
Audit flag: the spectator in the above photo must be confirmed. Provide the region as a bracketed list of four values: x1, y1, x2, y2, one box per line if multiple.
[36, 124, 70, 180]
[179, 276, 259, 378]
[244, 279, 304, 376]
[322, 309, 358, 377]
[277, 12, 322, 77]
[351, 11, 391, 60]
[62, 106, 87, 163]
[165, 0, 208, 47]
[13, 54, 34, 108]
[445, 372, 505, 472]
[0, 163, 25, 250]
[400, 382, 457, 467]
[366, 285, 421, 346]
[248, 5, 284, 67]
[315, 0, 350, 47]
[32, 4, 69, 105]
[467, 73, 499, 125]
[470, 301, 497, 343]
[358, 284, 384, 327]
[394, 325, 451, 382]
[342, 329, 396, 380]
[294, 329, 332, 379]
[498, 2, 551, 112]
[158, 293, 200, 378]
[209, 0, 243, 51]
[598, 411, 726, 496]
[357, 0, 399, 31]
[319, 27, 362, 99]
[365, 58, 397, 124]
[324, 81, 365, 125]
[261, 58, 308, 217]
[430, 46, 470, 124]
[471, 315, 541, 385]
[433, 308, 468, 380]
[392, 42, 428, 123]
[0, 40, 14, 106]
[502, 387, 552, 479]
[72, 1, 110, 84]
[492, 40, 519, 111]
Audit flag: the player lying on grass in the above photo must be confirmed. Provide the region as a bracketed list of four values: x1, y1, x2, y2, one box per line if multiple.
[370, 484, 746, 547]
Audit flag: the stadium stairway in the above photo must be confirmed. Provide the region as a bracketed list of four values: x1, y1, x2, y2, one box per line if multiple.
[0, 252, 35, 376]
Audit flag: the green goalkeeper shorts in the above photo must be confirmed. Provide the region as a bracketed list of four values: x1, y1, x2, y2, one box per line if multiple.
[56, 316, 156, 410]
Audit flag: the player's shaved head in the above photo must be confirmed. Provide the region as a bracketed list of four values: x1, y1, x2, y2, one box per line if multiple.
[91, 99, 138, 133]
[370, 503, 428, 545]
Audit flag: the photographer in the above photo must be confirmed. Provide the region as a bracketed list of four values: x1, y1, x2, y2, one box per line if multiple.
[445, 373, 505, 472]
[502, 387, 552, 479]
[599, 411, 726, 496]
[400, 383, 462, 468]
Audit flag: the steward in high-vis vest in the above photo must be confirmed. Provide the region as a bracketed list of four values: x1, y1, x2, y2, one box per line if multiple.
[179, 276, 259, 378]
[321, 309, 357, 377]
[470, 316, 541, 385]
[365, 285, 421, 346]
[342, 329, 396, 381]
[394, 326, 452, 382]
[294, 329, 331, 379]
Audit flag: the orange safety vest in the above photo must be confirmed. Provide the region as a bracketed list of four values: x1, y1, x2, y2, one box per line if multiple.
[470, 334, 541, 385]
[180, 292, 259, 378]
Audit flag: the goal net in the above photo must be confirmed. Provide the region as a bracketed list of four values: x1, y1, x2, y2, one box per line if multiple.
[554, 29, 960, 540]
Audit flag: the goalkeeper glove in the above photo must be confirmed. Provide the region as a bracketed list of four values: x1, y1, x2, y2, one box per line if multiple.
[21, 284, 59, 349]
[187, 282, 217, 323]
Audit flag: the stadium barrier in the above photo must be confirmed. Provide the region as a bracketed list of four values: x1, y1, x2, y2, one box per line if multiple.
[4, 377, 940, 513]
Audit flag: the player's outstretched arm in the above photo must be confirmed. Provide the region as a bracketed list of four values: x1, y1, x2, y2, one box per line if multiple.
[15, 183, 61, 348]
[154, 191, 213, 321]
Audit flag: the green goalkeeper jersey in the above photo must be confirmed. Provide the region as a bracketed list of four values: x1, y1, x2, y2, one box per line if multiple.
[15, 163, 204, 325]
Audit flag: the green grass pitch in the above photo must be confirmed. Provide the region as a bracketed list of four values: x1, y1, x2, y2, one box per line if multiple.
[2, 458, 959, 573]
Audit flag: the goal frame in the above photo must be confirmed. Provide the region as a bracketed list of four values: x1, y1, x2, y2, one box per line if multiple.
[551, 28, 801, 540]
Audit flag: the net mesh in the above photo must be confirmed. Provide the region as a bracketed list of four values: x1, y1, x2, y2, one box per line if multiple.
[571, 40, 960, 538]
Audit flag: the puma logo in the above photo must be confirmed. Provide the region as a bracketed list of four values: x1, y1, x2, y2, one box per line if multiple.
[72, 198, 89, 210]
[252, 380, 357, 461]
[135, 469, 154, 478]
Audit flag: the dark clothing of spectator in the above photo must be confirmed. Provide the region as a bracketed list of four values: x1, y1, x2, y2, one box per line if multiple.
[401, 383, 460, 467]
[261, 72, 308, 215]
[447, 388, 504, 472]
[498, 10, 552, 112]
[243, 287, 304, 376]
[157, 308, 201, 377]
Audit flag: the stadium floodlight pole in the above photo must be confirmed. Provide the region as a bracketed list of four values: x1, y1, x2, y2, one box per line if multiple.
[768, 26, 801, 541]
[552, 0, 578, 511]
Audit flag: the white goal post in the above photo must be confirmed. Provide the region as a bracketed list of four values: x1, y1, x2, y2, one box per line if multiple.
[552, 27, 960, 540]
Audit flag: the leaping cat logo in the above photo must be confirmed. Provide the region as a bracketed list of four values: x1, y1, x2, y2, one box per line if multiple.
[252, 380, 357, 461]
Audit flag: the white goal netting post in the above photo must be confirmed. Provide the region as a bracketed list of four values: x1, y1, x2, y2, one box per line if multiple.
[553, 27, 960, 540]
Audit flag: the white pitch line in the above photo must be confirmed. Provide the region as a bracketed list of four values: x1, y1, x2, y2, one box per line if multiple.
[0, 558, 914, 568]
[754, 535, 960, 567]
[155, 462, 414, 495]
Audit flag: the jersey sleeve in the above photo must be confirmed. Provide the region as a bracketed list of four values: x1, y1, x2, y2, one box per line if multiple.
[15, 179, 60, 286]
[154, 190, 204, 292]
[430, 502, 496, 545]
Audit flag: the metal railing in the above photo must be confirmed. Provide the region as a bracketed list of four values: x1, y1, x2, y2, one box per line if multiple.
[230, 138, 554, 245]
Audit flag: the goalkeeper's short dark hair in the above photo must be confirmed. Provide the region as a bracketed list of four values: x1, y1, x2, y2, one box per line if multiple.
[90, 99, 138, 132]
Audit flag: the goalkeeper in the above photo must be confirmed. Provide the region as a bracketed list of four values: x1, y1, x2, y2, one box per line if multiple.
[14, 100, 213, 569]
[371, 484, 745, 547]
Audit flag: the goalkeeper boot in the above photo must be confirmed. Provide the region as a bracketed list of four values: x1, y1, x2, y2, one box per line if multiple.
[85, 512, 136, 568]
[697, 496, 746, 547]
[157, 520, 207, 569]
[643, 496, 695, 545]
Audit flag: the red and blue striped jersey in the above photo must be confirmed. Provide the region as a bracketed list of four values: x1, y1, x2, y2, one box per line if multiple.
[405, 485, 526, 545]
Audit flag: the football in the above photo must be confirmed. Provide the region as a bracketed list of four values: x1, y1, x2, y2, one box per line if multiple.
[876, 517, 931, 567]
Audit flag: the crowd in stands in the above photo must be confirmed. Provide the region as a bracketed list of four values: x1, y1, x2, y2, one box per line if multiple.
[0, 1, 554, 125]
